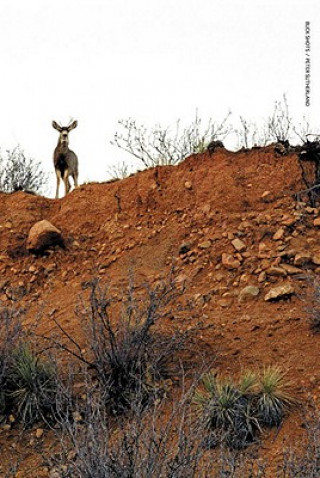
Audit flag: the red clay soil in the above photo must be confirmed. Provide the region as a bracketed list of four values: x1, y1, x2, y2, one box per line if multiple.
[0, 145, 320, 476]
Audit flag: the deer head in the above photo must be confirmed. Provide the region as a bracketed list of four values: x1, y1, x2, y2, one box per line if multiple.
[52, 120, 78, 146]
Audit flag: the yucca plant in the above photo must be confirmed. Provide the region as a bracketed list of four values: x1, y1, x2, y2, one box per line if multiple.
[195, 373, 259, 449]
[0, 306, 23, 421]
[255, 366, 296, 427]
[6, 344, 58, 427]
[239, 370, 259, 396]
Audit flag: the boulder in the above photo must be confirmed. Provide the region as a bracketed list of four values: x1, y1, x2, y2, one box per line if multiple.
[27, 220, 64, 253]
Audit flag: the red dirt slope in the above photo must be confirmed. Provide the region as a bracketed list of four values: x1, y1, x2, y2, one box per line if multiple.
[0, 145, 319, 475]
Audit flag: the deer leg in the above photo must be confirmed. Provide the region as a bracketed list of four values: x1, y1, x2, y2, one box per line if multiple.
[63, 170, 70, 196]
[55, 169, 61, 199]
[72, 172, 78, 188]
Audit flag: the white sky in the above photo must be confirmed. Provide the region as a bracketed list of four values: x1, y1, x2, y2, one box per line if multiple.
[0, 0, 319, 196]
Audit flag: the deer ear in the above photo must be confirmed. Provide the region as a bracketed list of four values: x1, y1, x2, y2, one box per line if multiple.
[52, 121, 62, 132]
[68, 120, 78, 131]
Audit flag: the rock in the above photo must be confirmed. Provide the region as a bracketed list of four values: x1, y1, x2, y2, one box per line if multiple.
[258, 242, 269, 252]
[266, 266, 287, 277]
[231, 238, 246, 252]
[184, 181, 192, 190]
[27, 220, 64, 253]
[261, 190, 271, 199]
[258, 271, 267, 282]
[312, 255, 320, 265]
[218, 298, 233, 308]
[239, 286, 260, 302]
[281, 217, 296, 227]
[281, 264, 303, 275]
[294, 253, 312, 266]
[35, 428, 44, 439]
[314, 217, 320, 227]
[198, 240, 211, 249]
[264, 284, 295, 301]
[273, 228, 285, 241]
[221, 253, 241, 270]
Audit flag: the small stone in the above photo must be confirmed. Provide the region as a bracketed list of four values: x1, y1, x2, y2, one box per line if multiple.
[281, 264, 303, 275]
[218, 298, 233, 308]
[221, 253, 241, 270]
[314, 217, 320, 227]
[294, 253, 312, 266]
[35, 428, 44, 439]
[198, 240, 211, 249]
[184, 181, 192, 190]
[281, 217, 296, 227]
[266, 266, 287, 277]
[258, 242, 269, 252]
[261, 190, 271, 199]
[239, 286, 260, 302]
[273, 228, 285, 241]
[231, 238, 246, 252]
[312, 255, 320, 265]
[264, 284, 295, 301]
[258, 271, 267, 282]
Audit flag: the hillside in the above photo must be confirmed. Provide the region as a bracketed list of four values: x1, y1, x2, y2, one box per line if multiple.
[1, 145, 320, 476]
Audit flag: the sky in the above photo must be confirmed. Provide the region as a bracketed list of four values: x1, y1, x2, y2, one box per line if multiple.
[0, 0, 319, 196]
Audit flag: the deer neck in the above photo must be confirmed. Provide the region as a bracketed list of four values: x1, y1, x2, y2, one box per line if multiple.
[58, 141, 69, 154]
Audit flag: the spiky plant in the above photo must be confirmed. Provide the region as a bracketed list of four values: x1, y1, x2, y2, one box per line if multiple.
[195, 373, 259, 449]
[6, 344, 58, 427]
[239, 370, 259, 396]
[256, 366, 296, 427]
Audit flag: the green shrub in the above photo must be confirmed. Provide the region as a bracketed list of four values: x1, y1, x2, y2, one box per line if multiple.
[6, 344, 58, 427]
[195, 373, 260, 450]
[0, 306, 23, 420]
[256, 366, 296, 427]
[195, 367, 296, 450]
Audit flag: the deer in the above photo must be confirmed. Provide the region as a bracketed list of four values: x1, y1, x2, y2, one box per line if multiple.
[52, 120, 79, 198]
